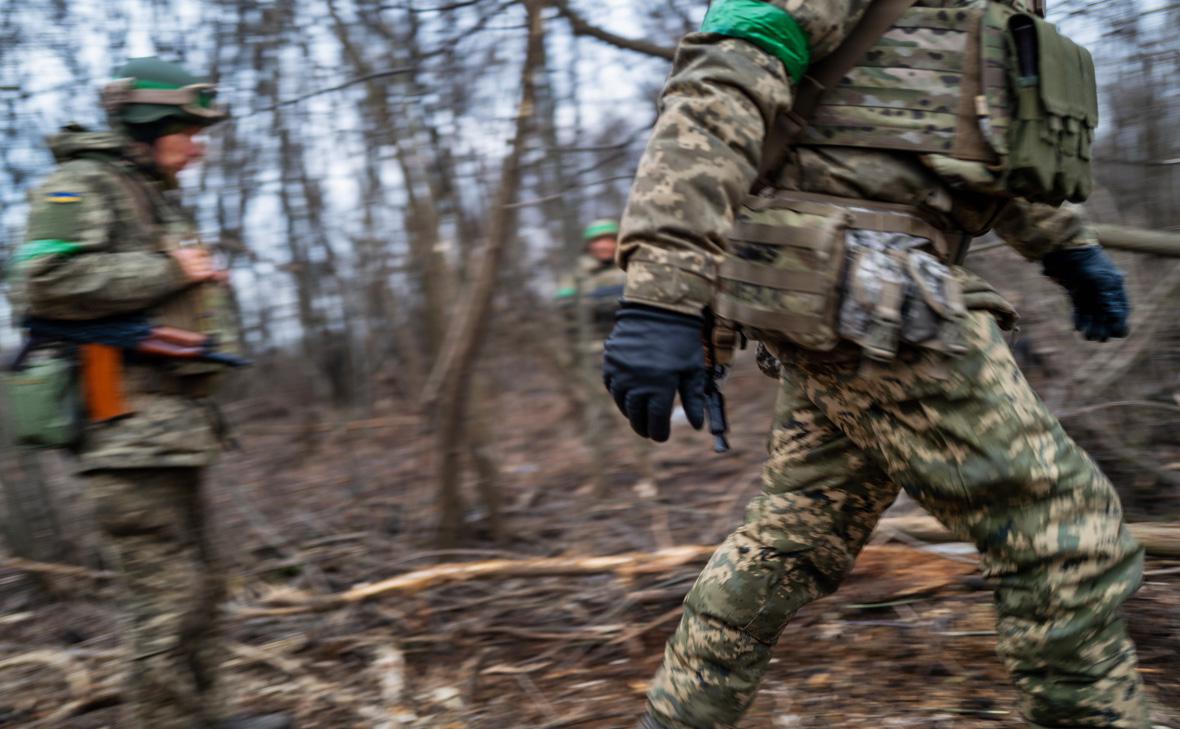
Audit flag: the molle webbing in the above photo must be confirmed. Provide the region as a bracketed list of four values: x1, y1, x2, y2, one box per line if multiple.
[714, 190, 963, 338]
[798, 1, 1010, 163]
[748, 190, 959, 261]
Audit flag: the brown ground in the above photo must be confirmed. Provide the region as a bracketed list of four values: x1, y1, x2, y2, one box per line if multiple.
[1, 353, 1177, 728]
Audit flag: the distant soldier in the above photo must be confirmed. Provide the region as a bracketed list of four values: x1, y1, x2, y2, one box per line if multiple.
[558, 220, 658, 495]
[556, 219, 628, 349]
[5, 58, 290, 729]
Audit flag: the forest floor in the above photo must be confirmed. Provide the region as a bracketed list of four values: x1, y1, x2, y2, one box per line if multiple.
[1, 352, 1178, 728]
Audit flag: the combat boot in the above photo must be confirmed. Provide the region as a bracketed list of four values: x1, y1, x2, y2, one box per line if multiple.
[216, 714, 294, 729]
[636, 713, 669, 729]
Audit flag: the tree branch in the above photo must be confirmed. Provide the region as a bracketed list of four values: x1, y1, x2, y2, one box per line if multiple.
[549, 0, 676, 61]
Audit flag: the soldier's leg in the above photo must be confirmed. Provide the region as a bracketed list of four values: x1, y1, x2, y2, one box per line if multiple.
[89, 467, 226, 729]
[796, 311, 1147, 728]
[646, 372, 901, 729]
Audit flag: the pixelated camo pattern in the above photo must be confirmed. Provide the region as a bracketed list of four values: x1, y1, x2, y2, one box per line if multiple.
[562, 254, 628, 347]
[9, 127, 222, 470]
[647, 312, 1146, 729]
[89, 468, 225, 729]
[619, 0, 1101, 314]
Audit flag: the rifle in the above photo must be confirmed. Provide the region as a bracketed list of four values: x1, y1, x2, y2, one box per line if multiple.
[24, 315, 250, 422]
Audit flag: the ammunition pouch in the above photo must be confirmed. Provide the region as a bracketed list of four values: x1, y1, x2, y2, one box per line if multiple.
[714, 191, 968, 362]
[0, 345, 82, 449]
[795, 0, 1098, 205]
[1002, 11, 1098, 204]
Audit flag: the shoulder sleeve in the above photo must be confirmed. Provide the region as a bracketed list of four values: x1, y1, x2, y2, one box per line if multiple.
[774, 0, 878, 60]
[16, 161, 189, 320]
[619, 1, 873, 315]
[992, 199, 1099, 261]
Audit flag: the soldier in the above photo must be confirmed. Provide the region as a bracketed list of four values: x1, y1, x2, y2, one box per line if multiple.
[601, 2, 1148, 728]
[556, 219, 628, 347]
[558, 220, 659, 496]
[6, 58, 290, 729]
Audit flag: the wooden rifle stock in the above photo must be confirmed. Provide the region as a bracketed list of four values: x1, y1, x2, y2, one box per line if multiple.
[79, 344, 133, 422]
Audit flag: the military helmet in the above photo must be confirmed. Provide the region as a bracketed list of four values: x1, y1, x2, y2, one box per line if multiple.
[582, 219, 620, 242]
[102, 57, 228, 128]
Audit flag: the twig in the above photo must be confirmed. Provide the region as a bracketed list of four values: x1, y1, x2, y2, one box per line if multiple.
[235, 66, 419, 118]
[0, 558, 114, 580]
[1058, 400, 1180, 419]
[549, 0, 676, 60]
[880, 515, 1180, 559]
[605, 607, 683, 647]
[0, 650, 92, 724]
[237, 545, 714, 617]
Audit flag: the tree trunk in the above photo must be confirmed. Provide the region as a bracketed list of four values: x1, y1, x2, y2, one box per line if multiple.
[425, 0, 545, 548]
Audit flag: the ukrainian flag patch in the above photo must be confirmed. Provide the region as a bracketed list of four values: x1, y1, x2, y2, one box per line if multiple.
[46, 192, 81, 204]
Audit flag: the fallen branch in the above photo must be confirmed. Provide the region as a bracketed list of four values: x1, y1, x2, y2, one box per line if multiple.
[0, 650, 93, 724]
[879, 515, 1180, 559]
[0, 558, 115, 580]
[238, 545, 714, 617]
[237, 543, 980, 618]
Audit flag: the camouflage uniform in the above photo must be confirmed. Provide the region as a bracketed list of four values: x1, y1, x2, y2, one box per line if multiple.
[558, 254, 659, 487]
[556, 253, 628, 351]
[8, 126, 230, 729]
[619, 2, 1146, 727]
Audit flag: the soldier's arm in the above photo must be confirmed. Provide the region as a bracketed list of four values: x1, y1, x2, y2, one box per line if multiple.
[991, 199, 1099, 261]
[16, 163, 191, 321]
[618, 1, 873, 315]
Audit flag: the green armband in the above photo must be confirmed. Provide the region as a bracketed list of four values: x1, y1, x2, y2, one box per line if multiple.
[16, 239, 82, 262]
[700, 0, 811, 83]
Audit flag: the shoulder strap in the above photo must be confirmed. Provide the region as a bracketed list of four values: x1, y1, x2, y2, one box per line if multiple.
[758, 0, 922, 185]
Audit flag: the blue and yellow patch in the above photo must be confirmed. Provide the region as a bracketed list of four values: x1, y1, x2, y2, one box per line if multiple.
[46, 192, 81, 204]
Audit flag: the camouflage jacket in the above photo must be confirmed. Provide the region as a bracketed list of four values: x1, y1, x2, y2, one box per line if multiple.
[6, 125, 224, 471]
[619, 0, 1099, 317]
[556, 254, 627, 347]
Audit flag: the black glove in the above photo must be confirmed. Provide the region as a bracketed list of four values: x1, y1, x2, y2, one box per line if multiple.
[602, 303, 708, 442]
[1042, 246, 1130, 342]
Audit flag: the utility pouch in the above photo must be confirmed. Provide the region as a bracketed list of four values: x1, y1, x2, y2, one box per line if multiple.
[1003, 11, 1098, 204]
[0, 346, 82, 448]
[713, 195, 853, 352]
[839, 233, 968, 362]
[715, 192, 968, 362]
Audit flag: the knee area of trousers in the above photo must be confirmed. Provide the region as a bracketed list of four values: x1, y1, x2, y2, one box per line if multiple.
[684, 549, 841, 645]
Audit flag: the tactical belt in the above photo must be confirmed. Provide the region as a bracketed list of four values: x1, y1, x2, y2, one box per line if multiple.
[715, 190, 970, 340]
[745, 190, 969, 263]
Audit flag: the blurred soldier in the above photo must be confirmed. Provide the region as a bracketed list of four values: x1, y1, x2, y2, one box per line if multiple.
[558, 220, 659, 496]
[601, 2, 1147, 727]
[556, 219, 628, 348]
[6, 58, 290, 729]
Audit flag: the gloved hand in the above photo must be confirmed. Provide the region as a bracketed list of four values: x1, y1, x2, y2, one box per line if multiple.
[602, 303, 708, 442]
[1042, 246, 1130, 342]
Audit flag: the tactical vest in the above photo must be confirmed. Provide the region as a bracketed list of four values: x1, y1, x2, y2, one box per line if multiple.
[100, 160, 243, 375]
[795, 0, 1097, 205]
[713, 0, 1098, 358]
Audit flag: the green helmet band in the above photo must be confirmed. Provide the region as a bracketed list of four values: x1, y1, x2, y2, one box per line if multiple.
[583, 220, 620, 241]
[104, 58, 229, 128]
[103, 77, 227, 126]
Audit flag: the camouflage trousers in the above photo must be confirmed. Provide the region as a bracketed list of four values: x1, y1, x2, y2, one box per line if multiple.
[89, 467, 226, 729]
[647, 312, 1146, 729]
